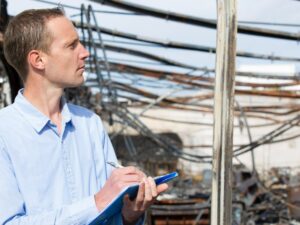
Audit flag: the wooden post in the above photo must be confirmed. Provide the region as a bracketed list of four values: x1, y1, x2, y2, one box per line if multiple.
[211, 0, 237, 224]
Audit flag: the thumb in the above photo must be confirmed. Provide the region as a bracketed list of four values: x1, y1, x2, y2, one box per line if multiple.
[123, 194, 131, 205]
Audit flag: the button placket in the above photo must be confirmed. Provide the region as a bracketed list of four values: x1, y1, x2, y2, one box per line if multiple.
[61, 128, 77, 203]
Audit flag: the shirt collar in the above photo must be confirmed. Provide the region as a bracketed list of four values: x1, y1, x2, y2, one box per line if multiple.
[13, 89, 73, 133]
[60, 96, 73, 126]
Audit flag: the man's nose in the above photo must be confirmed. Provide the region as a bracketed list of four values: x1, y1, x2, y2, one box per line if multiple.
[80, 43, 90, 59]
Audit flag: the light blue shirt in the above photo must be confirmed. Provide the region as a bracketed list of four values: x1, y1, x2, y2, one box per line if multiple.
[0, 90, 123, 224]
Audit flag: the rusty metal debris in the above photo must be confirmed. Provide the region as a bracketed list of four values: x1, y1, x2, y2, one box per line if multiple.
[146, 166, 300, 224]
[1, 0, 300, 224]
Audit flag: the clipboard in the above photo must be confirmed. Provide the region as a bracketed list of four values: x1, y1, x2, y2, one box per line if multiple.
[89, 171, 178, 225]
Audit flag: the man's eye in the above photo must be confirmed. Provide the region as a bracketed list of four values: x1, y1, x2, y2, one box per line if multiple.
[70, 42, 78, 49]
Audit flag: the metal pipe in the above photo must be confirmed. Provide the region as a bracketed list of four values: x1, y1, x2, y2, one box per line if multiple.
[211, 0, 237, 224]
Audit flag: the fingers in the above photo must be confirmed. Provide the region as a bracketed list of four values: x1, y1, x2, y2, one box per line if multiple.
[141, 177, 168, 203]
[121, 176, 170, 222]
[123, 194, 131, 207]
[147, 177, 158, 198]
[110, 166, 146, 187]
[144, 177, 153, 202]
[120, 174, 143, 183]
[135, 180, 145, 210]
[141, 177, 159, 209]
[113, 166, 146, 179]
[135, 177, 155, 210]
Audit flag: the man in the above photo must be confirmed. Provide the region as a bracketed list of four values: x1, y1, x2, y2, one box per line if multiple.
[0, 7, 168, 225]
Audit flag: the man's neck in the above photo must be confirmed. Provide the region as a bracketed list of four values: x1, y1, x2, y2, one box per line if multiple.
[23, 84, 64, 134]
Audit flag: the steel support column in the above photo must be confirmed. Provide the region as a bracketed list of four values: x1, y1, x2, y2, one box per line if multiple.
[211, 0, 237, 224]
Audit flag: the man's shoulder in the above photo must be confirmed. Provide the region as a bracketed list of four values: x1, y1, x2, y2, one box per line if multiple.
[0, 104, 16, 120]
[67, 103, 106, 131]
[0, 104, 19, 133]
[67, 103, 98, 119]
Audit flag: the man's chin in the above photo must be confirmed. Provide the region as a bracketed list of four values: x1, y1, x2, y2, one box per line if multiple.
[64, 79, 85, 89]
[75, 79, 85, 87]
[77, 73, 86, 85]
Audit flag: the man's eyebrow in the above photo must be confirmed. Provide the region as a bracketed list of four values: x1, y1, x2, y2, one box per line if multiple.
[65, 37, 79, 47]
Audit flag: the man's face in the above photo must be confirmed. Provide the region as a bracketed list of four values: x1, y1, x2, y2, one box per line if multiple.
[43, 16, 89, 88]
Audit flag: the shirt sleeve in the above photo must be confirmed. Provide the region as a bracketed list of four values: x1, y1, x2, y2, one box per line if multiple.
[93, 116, 145, 225]
[0, 138, 99, 225]
[94, 114, 118, 178]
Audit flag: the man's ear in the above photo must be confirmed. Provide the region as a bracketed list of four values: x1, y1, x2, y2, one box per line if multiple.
[28, 50, 46, 70]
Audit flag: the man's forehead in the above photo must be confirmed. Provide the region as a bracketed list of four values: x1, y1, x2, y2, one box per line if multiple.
[46, 16, 78, 42]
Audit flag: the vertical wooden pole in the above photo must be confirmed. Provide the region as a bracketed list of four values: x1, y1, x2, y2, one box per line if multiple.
[211, 0, 237, 224]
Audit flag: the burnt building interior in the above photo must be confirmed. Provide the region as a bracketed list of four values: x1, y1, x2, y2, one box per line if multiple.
[1, 0, 300, 224]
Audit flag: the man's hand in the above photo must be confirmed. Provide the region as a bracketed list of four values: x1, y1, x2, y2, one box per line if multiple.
[94, 166, 145, 212]
[121, 176, 168, 225]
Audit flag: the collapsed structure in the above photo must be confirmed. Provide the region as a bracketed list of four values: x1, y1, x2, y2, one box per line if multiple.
[0, 0, 300, 224]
